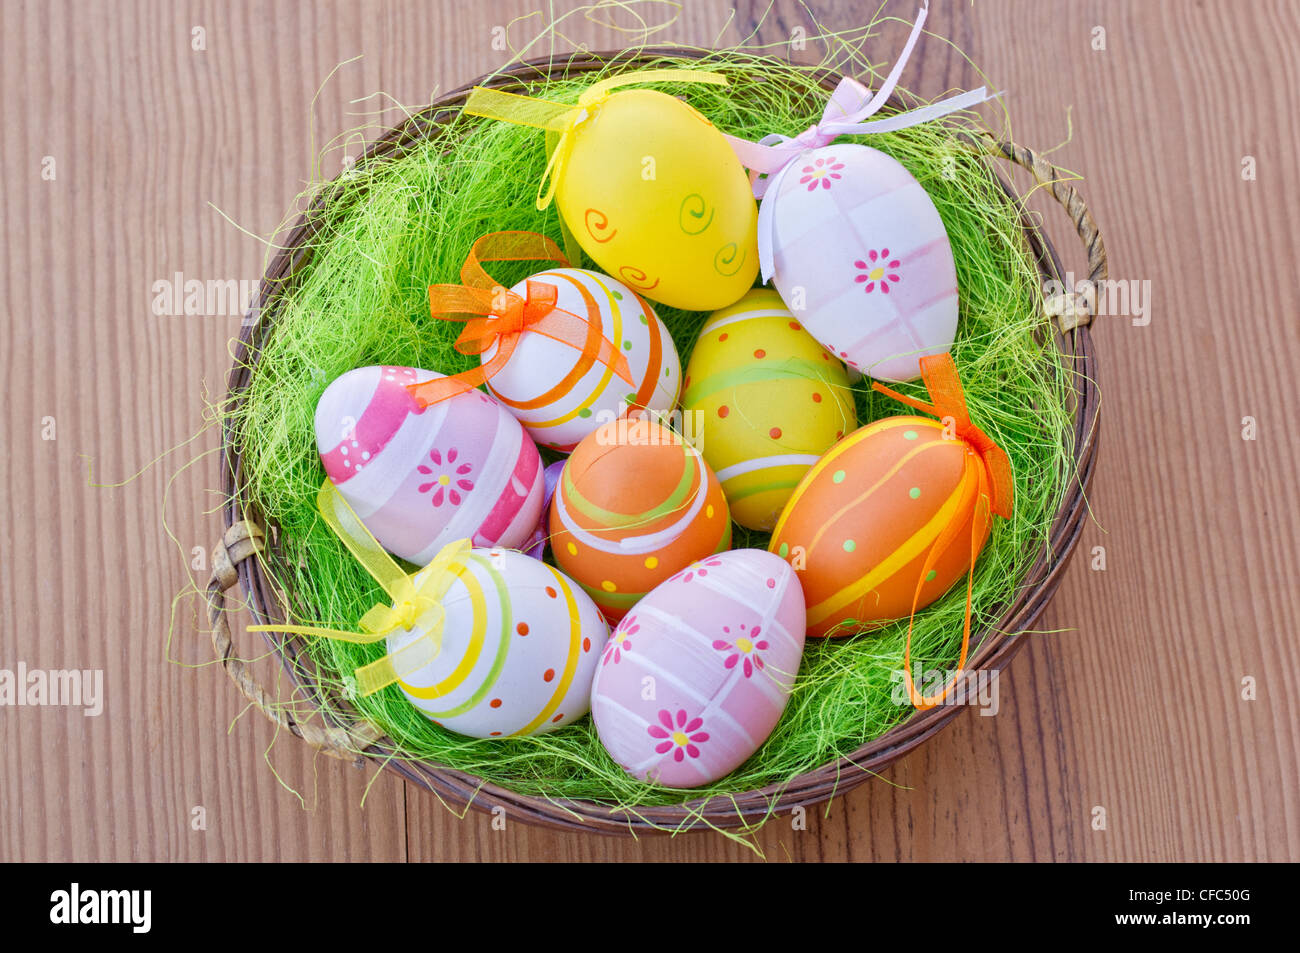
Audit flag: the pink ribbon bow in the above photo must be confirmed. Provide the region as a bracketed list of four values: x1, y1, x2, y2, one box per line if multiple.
[721, 2, 998, 281]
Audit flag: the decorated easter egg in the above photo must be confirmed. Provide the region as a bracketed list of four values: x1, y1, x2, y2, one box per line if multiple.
[315, 365, 544, 564]
[481, 268, 681, 452]
[550, 416, 732, 622]
[590, 549, 805, 788]
[522, 459, 567, 559]
[555, 89, 759, 311]
[767, 143, 957, 382]
[387, 547, 608, 737]
[769, 416, 990, 638]
[682, 288, 857, 531]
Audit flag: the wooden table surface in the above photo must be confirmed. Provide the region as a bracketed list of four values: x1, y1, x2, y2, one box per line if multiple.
[2, 0, 1297, 862]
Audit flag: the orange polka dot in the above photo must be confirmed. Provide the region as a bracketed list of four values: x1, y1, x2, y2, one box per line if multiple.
[543, 669, 555, 682]
[770, 427, 782, 439]
[551, 714, 564, 723]
[718, 332, 728, 342]
[583, 637, 591, 652]
[490, 698, 502, 708]
[788, 321, 801, 330]
[516, 622, 529, 636]
[836, 430, 844, 440]
[753, 348, 766, 359]
[812, 392, 822, 403]
[490, 731, 501, 737]
[718, 405, 730, 418]
[545, 586, 557, 599]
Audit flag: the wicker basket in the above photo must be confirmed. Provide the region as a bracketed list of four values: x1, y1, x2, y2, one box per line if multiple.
[205, 49, 1105, 835]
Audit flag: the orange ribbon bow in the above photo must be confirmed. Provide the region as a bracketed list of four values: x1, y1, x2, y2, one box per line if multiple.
[872, 354, 1014, 519]
[406, 231, 634, 408]
[872, 353, 1015, 710]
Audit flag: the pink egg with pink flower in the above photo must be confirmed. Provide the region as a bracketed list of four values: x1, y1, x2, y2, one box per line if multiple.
[314, 365, 544, 565]
[589, 549, 805, 788]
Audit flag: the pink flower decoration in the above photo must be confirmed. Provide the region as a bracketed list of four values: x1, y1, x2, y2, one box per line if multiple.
[647, 708, 710, 762]
[853, 249, 902, 294]
[799, 156, 846, 191]
[712, 623, 769, 678]
[669, 558, 723, 585]
[602, 616, 639, 666]
[416, 447, 474, 507]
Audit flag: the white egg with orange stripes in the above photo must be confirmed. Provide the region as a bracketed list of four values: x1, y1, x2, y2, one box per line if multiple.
[386, 547, 609, 738]
[315, 365, 545, 565]
[478, 267, 681, 452]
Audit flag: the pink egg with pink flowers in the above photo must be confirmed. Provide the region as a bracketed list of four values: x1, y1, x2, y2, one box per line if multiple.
[590, 549, 805, 788]
[314, 365, 544, 565]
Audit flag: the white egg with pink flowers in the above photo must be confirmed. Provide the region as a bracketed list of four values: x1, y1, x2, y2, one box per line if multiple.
[765, 143, 958, 383]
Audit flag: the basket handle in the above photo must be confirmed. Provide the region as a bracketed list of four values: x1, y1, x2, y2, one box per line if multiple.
[205, 520, 385, 765]
[966, 132, 1108, 332]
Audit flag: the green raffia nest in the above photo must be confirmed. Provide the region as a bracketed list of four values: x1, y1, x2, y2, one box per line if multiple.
[218, 46, 1096, 839]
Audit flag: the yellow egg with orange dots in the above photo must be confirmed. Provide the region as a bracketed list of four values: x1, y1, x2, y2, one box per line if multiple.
[549, 416, 732, 622]
[682, 288, 856, 531]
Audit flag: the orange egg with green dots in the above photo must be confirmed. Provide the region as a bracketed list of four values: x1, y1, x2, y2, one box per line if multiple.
[550, 416, 732, 622]
[769, 416, 992, 638]
[682, 288, 857, 531]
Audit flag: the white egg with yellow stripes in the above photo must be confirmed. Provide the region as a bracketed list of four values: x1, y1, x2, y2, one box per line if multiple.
[386, 547, 608, 737]
[682, 288, 856, 531]
[481, 268, 681, 453]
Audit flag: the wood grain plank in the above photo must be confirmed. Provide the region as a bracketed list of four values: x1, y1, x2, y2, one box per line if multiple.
[1, 0, 1296, 862]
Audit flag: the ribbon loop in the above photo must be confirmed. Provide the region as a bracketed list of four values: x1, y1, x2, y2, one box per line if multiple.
[459, 230, 568, 287]
[406, 230, 634, 409]
[249, 481, 473, 697]
[901, 469, 991, 710]
[521, 278, 558, 321]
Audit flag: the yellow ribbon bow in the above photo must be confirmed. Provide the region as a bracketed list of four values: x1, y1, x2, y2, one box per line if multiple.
[249, 481, 472, 697]
[462, 68, 729, 210]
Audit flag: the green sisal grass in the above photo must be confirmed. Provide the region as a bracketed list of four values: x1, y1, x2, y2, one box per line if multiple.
[221, 47, 1075, 831]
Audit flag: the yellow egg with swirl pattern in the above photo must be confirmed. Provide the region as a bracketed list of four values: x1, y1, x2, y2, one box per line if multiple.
[682, 289, 857, 531]
[554, 89, 759, 312]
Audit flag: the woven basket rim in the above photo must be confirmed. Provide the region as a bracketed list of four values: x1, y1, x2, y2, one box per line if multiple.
[217, 47, 1103, 836]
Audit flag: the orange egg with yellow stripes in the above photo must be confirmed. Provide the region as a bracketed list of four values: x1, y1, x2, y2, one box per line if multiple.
[550, 417, 732, 622]
[769, 416, 991, 638]
[385, 547, 608, 737]
[481, 268, 681, 453]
